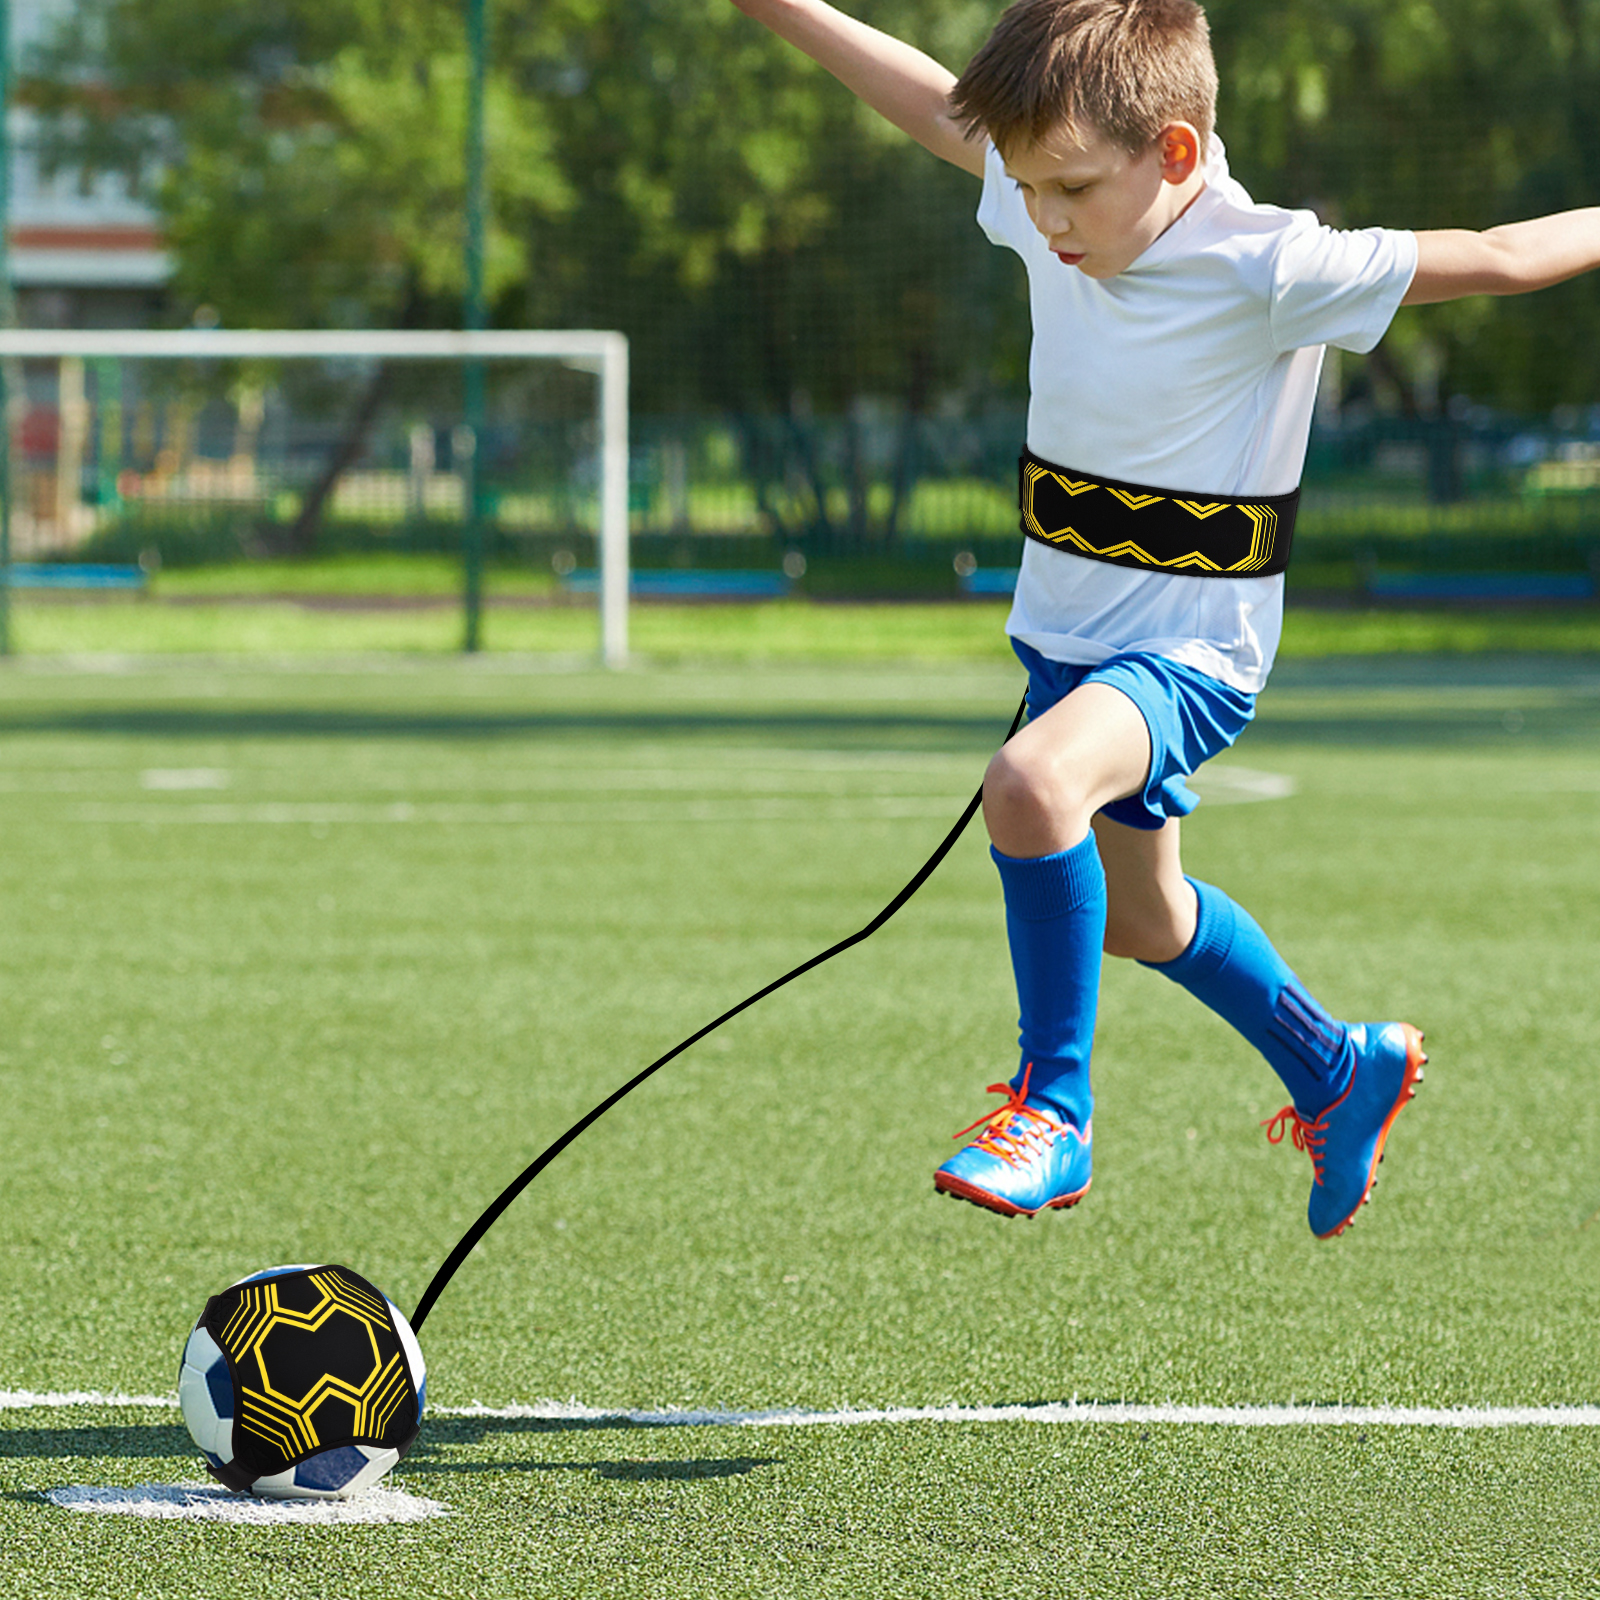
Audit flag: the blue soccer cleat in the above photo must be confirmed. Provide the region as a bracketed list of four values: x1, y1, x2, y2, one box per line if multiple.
[1263, 1021, 1426, 1239]
[934, 1065, 1092, 1218]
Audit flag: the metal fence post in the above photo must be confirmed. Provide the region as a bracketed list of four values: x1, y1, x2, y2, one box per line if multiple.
[461, 0, 489, 654]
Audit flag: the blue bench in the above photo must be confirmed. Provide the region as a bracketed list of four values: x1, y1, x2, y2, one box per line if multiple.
[4, 562, 149, 592]
[562, 569, 792, 599]
[959, 567, 1020, 596]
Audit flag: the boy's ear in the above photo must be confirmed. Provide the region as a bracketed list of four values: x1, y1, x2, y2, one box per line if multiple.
[1156, 122, 1202, 184]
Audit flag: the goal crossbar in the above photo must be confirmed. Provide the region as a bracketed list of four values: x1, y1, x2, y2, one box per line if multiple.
[0, 328, 631, 667]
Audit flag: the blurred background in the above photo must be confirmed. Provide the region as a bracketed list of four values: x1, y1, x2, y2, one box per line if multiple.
[0, 0, 1597, 616]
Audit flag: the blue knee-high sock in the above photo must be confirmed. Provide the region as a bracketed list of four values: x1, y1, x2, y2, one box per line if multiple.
[1145, 878, 1352, 1114]
[991, 834, 1105, 1129]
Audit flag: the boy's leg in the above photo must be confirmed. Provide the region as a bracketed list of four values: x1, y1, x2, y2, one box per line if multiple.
[935, 683, 1148, 1218]
[1093, 816, 1425, 1238]
[1095, 817, 1353, 1110]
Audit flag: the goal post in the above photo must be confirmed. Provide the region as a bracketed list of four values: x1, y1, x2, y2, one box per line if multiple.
[0, 328, 631, 666]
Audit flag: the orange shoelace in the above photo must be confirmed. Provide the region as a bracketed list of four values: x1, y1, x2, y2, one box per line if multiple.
[951, 1064, 1063, 1169]
[1262, 1103, 1329, 1186]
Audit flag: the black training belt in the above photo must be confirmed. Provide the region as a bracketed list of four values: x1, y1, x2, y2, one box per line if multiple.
[1019, 449, 1299, 578]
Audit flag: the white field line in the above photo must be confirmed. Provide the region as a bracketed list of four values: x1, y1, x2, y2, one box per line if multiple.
[1188, 764, 1297, 804]
[0, 1391, 178, 1410]
[61, 772, 1295, 827]
[7, 1391, 1600, 1429]
[63, 798, 975, 825]
[1, 762, 1299, 795]
[138, 768, 231, 791]
[35, 763, 1293, 823]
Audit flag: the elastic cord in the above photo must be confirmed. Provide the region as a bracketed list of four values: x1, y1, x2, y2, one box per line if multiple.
[410, 690, 1030, 1331]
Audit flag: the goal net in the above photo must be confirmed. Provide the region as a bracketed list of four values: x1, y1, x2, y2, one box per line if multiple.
[0, 329, 630, 665]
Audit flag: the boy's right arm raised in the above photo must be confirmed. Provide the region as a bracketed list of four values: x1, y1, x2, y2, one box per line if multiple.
[730, 0, 987, 177]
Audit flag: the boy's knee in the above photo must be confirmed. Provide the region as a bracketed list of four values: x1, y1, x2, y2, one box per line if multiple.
[984, 744, 1084, 820]
[983, 746, 1030, 810]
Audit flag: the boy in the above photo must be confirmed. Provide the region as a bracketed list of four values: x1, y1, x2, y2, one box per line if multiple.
[731, 0, 1600, 1236]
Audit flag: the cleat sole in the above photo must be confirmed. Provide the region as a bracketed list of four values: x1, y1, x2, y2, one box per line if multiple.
[934, 1170, 1091, 1218]
[1317, 1022, 1427, 1240]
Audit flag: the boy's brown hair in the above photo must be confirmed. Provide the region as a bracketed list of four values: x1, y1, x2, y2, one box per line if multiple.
[950, 0, 1218, 159]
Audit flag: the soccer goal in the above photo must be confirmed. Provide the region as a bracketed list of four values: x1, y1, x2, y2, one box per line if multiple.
[0, 328, 630, 665]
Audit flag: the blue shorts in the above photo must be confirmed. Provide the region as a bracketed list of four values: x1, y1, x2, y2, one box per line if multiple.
[1011, 639, 1256, 832]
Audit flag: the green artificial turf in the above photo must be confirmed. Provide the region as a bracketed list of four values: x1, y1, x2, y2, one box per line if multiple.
[15, 577, 1600, 659]
[150, 555, 549, 598]
[2, 655, 1599, 1597]
[7, 1409, 1600, 1599]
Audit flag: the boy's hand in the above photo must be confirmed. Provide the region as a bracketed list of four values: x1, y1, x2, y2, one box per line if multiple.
[728, 0, 986, 177]
[1405, 208, 1600, 304]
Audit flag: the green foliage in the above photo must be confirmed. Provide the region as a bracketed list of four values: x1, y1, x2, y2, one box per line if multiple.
[492, 0, 1021, 416]
[1208, 0, 1600, 411]
[26, 0, 1600, 418]
[29, 0, 1020, 409]
[30, 0, 571, 327]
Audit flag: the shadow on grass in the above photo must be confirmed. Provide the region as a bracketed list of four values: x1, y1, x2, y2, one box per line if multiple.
[1247, 654, 1600, 747]
[0, 1423, 192, 1460]
[0, 1418, 776, 1486]
[5, 656, 1600, 750]
[1248, 704, 1600, 748]
[0, 706, 1013, 752]
[412, 1417, 767, 1449]
[401, 1455, 778, 1482]
[12, 698, 1600, 752]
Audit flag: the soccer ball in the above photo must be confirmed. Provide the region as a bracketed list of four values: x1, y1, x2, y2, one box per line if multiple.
[178, 1263, 426, 1500]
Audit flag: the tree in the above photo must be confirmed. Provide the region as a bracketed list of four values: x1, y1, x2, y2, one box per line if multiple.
[486, 0, 1022, 544]
[1206, 0, 1600, 414]
[32, 0, 1022, 547]
[33, 0, 1600, 546]
[31, 0, 568, 328]
[30, 0, 586, 550]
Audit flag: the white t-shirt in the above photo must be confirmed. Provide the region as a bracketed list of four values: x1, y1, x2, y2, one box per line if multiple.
[977, 137, 1417, 691]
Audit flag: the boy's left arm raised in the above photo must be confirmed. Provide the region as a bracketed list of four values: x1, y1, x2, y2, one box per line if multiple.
[1405, 207, 1600, 304]
[729, 0, 986, 176]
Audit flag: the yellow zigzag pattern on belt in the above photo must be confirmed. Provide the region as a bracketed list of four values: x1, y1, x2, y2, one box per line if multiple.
[1022, 464, 1279, 574]
[218, 1268, 408, 1458]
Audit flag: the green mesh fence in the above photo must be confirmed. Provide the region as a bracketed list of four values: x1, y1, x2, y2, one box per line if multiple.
[11, 0, 1600, 599]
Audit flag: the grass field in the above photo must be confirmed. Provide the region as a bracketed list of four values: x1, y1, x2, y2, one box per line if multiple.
[3, 651, 1600, 1597]
[15, 574, 1600, 659]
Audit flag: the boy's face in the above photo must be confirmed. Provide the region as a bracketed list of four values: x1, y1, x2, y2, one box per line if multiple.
[1001, 121, 1204, 280]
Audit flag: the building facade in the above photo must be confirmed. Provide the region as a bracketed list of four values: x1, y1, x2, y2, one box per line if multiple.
[9, 0, 170, 328]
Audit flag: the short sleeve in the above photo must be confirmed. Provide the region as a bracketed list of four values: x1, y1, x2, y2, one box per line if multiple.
[1269, 220, 1418, 354]
[976, 141, 1033, 255]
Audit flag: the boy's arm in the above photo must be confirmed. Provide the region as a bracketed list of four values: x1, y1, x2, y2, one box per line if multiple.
[1403, 208, 1600, 304]
[730, 0, 986, 177]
